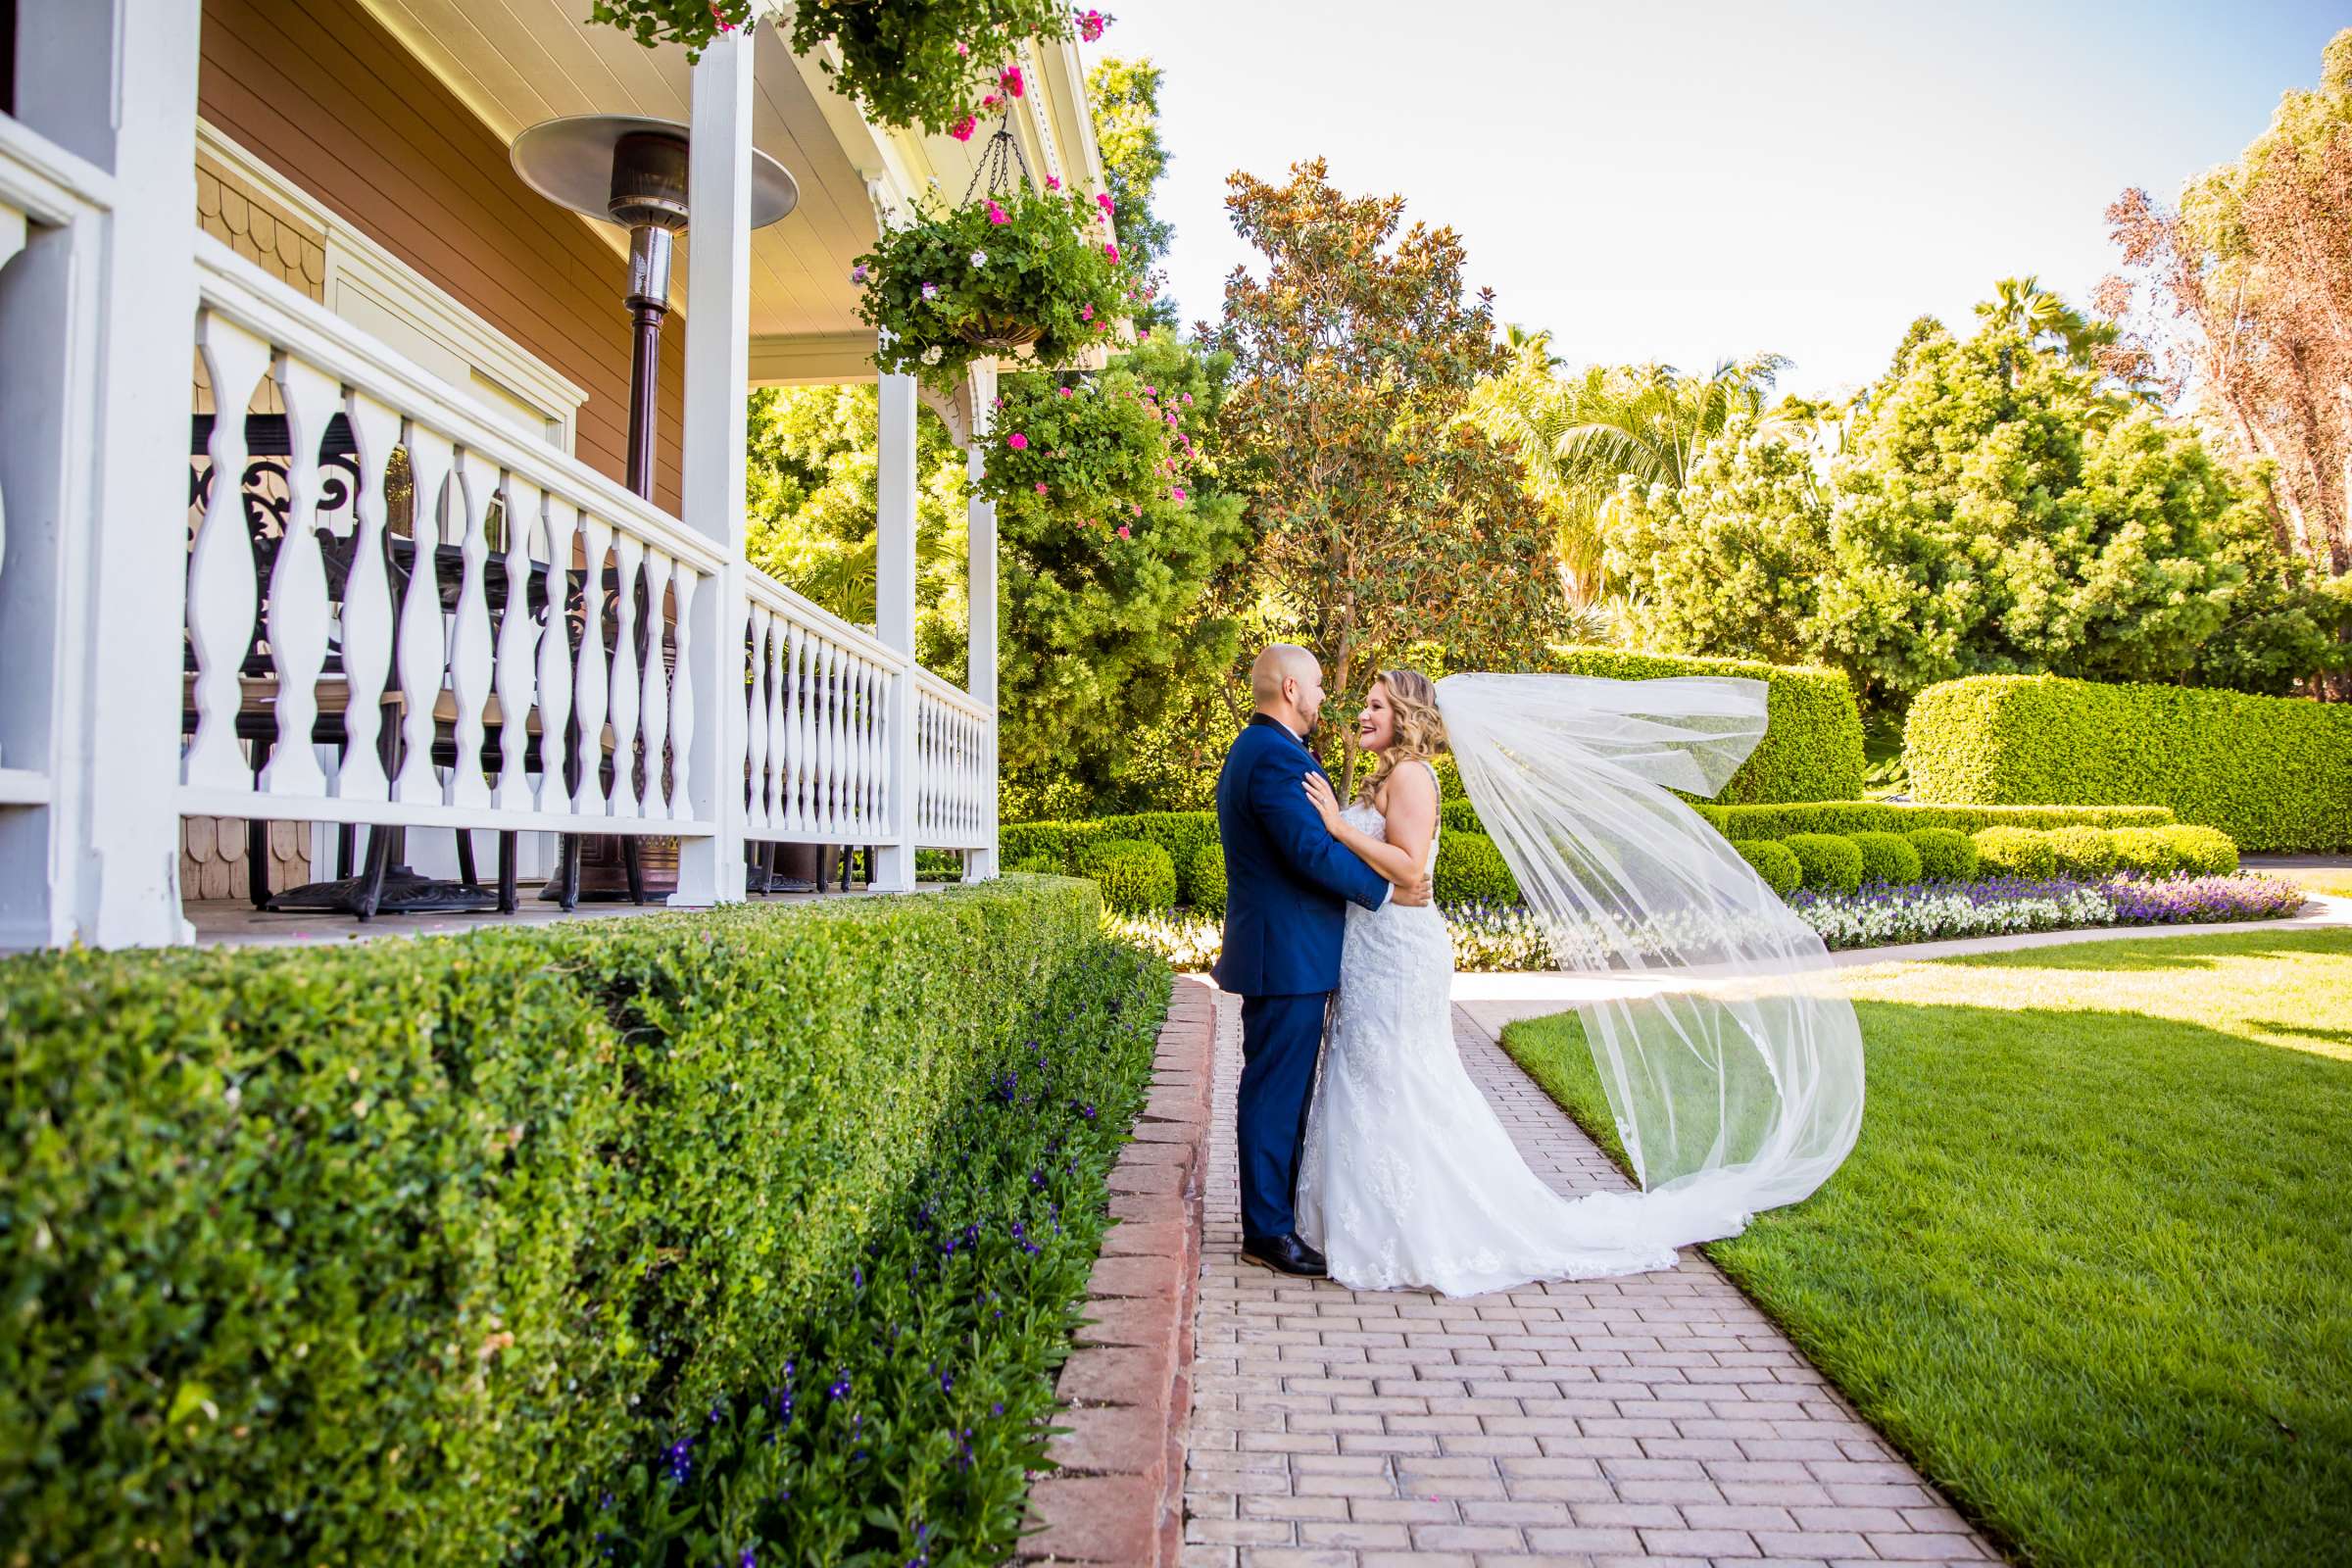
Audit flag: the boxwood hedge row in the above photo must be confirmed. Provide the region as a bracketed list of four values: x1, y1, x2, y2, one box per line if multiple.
[0, 878, 1156, 1565]
[1904, 673, 2352, 851]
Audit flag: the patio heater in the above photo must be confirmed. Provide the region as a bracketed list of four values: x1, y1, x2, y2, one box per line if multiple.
[511, 114, 799, 905]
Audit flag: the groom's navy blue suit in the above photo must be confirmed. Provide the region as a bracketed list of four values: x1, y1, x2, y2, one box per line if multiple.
[1214, 713, 1393, 1244]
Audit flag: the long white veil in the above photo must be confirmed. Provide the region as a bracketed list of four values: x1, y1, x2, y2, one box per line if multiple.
[1436, 672, 1864, 1241]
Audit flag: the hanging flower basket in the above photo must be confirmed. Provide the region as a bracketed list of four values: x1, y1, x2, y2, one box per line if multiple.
[853, 171, 1137, 390]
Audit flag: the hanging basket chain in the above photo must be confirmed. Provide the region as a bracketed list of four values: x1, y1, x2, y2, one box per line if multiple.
[960, 114, 1033, 205]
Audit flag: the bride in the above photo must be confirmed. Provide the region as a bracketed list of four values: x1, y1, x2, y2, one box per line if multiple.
[1293, 667, 1864, 1297]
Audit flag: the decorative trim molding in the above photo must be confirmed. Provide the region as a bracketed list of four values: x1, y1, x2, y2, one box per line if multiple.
[195, 121, 590, 452]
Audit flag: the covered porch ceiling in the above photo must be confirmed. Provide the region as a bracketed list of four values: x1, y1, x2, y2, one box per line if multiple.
[355, 0, 1111, 386]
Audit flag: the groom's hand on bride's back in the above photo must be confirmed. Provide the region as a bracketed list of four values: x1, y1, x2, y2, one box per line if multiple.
[1393, 873, 1434, 907]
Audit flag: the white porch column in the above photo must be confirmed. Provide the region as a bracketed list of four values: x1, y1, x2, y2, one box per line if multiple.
[963, 360, 1000, 881]
[673, 30, 756, 906]
[11, 1, 205, 947]
[869, 365, 920, 894]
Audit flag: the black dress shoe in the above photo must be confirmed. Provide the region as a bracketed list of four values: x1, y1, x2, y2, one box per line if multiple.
[1242, 1233, 1328, 1277]
[1296, 1238, 1328, 1271]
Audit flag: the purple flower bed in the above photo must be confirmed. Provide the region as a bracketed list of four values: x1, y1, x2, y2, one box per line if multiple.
[2098, 872, 2308, 924]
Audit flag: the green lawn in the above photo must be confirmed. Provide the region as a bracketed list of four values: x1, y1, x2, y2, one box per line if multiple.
[1502, 928, 2352, 1568]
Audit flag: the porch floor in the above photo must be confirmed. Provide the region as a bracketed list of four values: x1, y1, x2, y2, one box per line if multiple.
[185, 880, 953, 949]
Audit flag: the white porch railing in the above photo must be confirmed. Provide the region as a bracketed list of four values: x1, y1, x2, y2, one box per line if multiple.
[915, 670, 995, 851]
[0, 17, 999, 950]
[185, 235, 728, 842]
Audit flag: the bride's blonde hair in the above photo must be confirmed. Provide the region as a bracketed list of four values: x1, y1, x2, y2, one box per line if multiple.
[1359, 668, 1447, 805]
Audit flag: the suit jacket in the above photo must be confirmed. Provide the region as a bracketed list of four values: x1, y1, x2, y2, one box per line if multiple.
[1211, 713, 1392, 996]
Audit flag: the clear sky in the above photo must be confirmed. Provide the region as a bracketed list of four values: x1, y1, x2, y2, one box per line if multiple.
[1081, 1, 2345, 398]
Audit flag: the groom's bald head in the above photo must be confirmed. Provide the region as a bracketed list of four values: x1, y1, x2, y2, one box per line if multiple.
[1251, 645, 1325, 733]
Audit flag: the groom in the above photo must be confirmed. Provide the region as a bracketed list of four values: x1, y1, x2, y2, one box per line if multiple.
[1213, 645, 1432, 1277]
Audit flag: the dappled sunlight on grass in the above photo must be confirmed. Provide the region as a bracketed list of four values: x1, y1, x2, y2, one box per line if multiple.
[1833, 928, 2352, 1060]
[1501, 928, 2352, 1568]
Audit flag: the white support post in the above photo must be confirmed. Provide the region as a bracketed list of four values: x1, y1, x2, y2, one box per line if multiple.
[673, 30, 756, 906]
[27, 0, 206, 947]
[963, 360, 1000, 882]
[870, 365, 920, 894]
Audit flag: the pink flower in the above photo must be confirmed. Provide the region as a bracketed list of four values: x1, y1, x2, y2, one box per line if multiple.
[982, 93, 1001, 111]
[1144, 385, 1155, 396]
[1046, 174, 1062, 191]
[1171, 487, 1188, 502]
[956, 40, 969, 56]
[1007, 432, 1029, 450]
[1034, 482, 1049, 495]
[710, 2, 735, 32]
[1182, 392, 1194, 405]
[1079, 303, 1095, 321]
[950, 116, 977, 142]
[1077, 9, 1109, 43]
[1103, 242, 1119, 262]
[987, 200, 1008, 225]
[1116, 524, 1131, 538]
[1000, 66, 1025, 99]
[921, 281, 938, 300]
[1097, 191, 1115, 215]
[1132, 503, 1143, 516]
[1057, 386, 1074, 398]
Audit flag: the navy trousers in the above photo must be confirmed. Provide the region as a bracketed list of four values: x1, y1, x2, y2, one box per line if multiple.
[1237, 991, 1331, 1243]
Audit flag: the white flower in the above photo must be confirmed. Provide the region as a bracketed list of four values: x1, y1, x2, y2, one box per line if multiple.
[969, 250, 989, 268]
[920, 344, 944, 366]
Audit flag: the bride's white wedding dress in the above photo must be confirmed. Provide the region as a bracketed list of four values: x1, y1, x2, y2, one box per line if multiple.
[1295, 764, 1684, 1296]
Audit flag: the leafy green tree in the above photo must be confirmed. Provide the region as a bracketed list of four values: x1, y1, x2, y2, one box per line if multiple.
[744, 384, 970, 675]
[986, 333, 1251, 813]
[1469, 351, 1792, 606]
[1208, 160, 1565, 790]
[1606, 308, 2339, 705]
[1086, 55, 1179, 332]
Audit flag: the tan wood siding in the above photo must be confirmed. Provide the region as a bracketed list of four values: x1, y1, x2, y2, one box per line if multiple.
[197, 0, 685, 513]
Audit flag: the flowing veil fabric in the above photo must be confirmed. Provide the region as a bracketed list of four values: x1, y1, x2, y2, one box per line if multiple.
[1435, 672, 1865, 1242]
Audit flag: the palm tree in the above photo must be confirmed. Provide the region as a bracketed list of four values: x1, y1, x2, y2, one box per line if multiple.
[1976, 274, 2117, 365]
[1471, 352, 1794, 607]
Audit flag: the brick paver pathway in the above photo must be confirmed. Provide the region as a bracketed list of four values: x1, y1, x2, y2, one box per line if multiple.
[1182, 992, 1994, 1567]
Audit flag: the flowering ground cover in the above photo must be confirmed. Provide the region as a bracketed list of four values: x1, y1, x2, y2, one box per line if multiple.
[564, 942, 1168, 1566]
[1108, 873, 2306, 971]
[1502, 928, 2352, 1568]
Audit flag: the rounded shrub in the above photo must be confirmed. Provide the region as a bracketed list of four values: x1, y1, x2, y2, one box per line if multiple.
[1434, 831, 1522, 905]
[1733, 839, 1802, 898]
[2110, 827, 2183, 878]
[1189, 842, 1228, 915]
[1005, 855, 1061, 875]
[1904, 827, 1980, 883]
[2159, 824, 2239, 876]
[1848, 830, 1923, 886]
[2044, 825, 2119, 879]
[1972, 826, 2057, 879]
[1782, 832, 1865, 895]
[1074, 837, 1177, 911]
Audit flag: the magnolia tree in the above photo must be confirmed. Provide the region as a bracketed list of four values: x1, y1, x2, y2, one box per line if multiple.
[1603, 313, 2340, 707]
[1205, 161, 1564, 791]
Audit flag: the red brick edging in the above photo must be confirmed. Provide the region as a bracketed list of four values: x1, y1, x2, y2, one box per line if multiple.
[1020, 974, 1216, 1565]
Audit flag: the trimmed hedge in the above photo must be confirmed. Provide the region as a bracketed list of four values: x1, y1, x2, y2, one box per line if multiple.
[0, 880, 1135, 1565]
[1001, 818, 1110, 874]
[1905, 673, 2352, 852]
[1735, 839, 1803, 897]
[2112, 826, 2183, 878]
[1434, 831, 1522, 905]
[2045, 825, 2121, 879]
[1075, 837, 1177, 912]
[2161, 824, 2239, 876]
[1112, 812, 1221, 904]
[1190, 843, 1229, 916]
[1693, 800, 2176, 839]
[1528, 648, 1868, 804]
[1783, 832, 1865, 894]
[1848, 830, 1924, 886]
[1974, 825, 2059, 879]
[1905, 827, 1980, 882]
